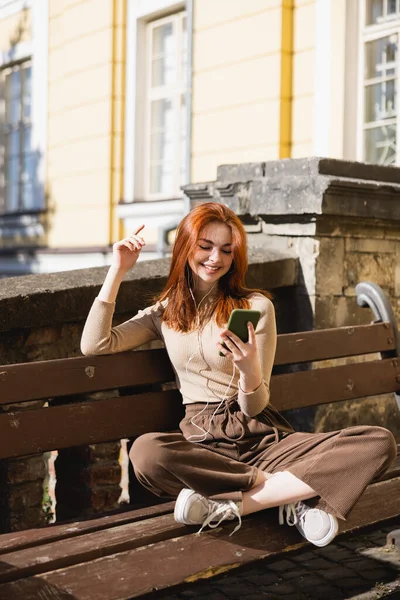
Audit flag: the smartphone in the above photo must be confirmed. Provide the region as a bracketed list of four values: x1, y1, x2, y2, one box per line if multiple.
[219, 309, 261, 356]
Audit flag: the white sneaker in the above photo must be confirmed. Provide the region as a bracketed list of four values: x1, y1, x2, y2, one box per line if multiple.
[279, 501, 338, 547]
[174, 488, 242, 535]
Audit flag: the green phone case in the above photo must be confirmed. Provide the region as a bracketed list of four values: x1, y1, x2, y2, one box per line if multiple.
[219, 309, 261, 355]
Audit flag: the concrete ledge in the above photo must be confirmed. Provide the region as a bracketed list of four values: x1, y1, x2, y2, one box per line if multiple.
[0, 251, 299, 332]
[186, 158, 400, 223]
[217, 157, 400, 184]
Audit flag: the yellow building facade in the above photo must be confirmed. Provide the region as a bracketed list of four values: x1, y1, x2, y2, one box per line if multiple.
[0, 0, 393, 274]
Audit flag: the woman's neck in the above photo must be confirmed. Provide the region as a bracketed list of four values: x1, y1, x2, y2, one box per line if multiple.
[192, 282, 218, 305]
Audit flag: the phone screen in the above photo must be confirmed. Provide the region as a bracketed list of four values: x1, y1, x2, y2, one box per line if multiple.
[219, 309, 261, 355]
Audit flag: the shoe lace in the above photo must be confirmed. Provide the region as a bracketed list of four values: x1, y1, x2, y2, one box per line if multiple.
[279, 501, 308, 527]
[198, 500, 242, 536]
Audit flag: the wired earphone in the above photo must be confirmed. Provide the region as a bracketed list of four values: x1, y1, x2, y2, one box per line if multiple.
[185, 275, 237, 442]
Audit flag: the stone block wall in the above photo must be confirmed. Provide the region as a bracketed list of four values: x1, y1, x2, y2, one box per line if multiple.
[315, 223, 400, 330]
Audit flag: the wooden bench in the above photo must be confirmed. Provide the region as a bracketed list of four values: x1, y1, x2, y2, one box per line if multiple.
[0, 281, 398, 599]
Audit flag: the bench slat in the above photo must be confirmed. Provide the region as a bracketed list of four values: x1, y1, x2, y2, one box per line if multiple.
[0, 502, 175, 556]
[272, 358, 400, 411]
[0, 349, 175, 404]
[0, 448, 399, 585]
[0, 391, 184, 459]
[0, 514, 192, 584]
[0, 360, 398, 460]
[0, 476, 398, 600]
[275, 322, 396, 365]
[0, 323, 395, 405]
[0, 444, 397, 556]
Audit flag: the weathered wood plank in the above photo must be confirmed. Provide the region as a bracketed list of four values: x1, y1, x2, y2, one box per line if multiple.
[0, 323, 394, 405]
[0, 579, 74, 600]
[0, 349, 175, 405]
[1, 359, 398, 459]
[0, 476, 398, 600]
[275, 322, 396, 365]
[0, 502, 175, 555]
[0, 445, 397, 556]
[272, 358, 400, 411]
[0, 514, 193, 584]
[0, 390, 184, 459]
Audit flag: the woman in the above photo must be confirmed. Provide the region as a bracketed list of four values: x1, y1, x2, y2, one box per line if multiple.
[81, 202, 396, 547]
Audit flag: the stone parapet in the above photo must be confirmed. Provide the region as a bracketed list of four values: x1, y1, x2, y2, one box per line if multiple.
[186, 158, 400, 225]
[0, 253, 298, 337]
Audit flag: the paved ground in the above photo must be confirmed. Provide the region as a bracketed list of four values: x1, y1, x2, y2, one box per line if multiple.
[153, 517, 400, 600]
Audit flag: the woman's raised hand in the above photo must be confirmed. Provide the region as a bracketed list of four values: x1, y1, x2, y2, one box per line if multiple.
[111, 225, 146, 273]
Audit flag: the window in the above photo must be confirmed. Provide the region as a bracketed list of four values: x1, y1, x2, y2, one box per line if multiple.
[145, 12, 188, 200]
[0, 59, 36, 212]
[362, 1, 400, 164]
[366, 0, 398, 25]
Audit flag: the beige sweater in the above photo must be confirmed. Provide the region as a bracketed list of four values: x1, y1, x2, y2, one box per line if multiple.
[80, 292, 277, 418]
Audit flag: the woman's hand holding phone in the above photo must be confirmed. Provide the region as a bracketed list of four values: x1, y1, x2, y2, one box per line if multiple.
[217, 310, 263, 393]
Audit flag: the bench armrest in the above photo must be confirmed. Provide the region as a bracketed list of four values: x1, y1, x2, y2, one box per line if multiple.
[356, 281, 400, 411]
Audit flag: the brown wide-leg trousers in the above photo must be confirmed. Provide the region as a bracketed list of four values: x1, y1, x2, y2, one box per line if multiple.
[130, 401, 397, 520]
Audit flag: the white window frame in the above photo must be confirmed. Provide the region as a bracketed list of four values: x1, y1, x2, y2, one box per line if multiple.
[357, 0, 400, 164]
[0, 0, 48, 213]
[143, 12, 187, 201]
[124, 0, 189, 204]
[1, 59, 33, 212]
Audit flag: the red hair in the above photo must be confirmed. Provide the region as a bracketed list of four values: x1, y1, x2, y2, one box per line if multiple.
[157, 202, 271, 331]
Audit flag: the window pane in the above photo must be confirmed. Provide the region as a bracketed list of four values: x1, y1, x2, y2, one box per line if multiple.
[364, 124, 396, 164]
[366, 0, 384, 24]
[6, 184, 19, 211]
[151, 22, 176, 87]
[5, 70, 21, 124]
[2, 60, 32, 212]
[150, 98, 175, 194]
[6, 131, 20, 158]
[181, 16, 188, 86]
[22, 152, 36, 184]
[150, 163, 173, 195]
[365, 36, 397, 80]
[151, 133, 174, 161]
[180, 94, 187, 185]
[150, 98, 174, 137]
[150, 98, 174, 152]
[23, 65, 32, 120]
[6, 157, 19, 183]
[5, 93, 20, 125]
[23, 125, 32, 154]
[365, 80, 396, 122]
[388, 0, 397, 14]
[146, 13, 188, 199]
[0, 73, 5, 124]
[6, 70, 21, 100]
[21, 182, 34, 209]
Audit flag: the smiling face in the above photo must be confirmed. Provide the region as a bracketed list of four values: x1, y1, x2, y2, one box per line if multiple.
[188, 221, 234, 293]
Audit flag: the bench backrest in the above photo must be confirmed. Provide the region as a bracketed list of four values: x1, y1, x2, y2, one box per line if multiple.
[0, 321, 399, 461]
